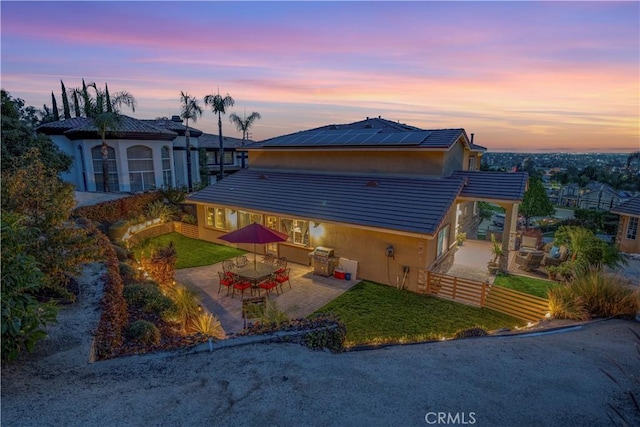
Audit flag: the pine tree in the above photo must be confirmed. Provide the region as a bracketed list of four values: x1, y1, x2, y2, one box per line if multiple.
[51, 92, 60, 121]
[60, 80, 71, 119]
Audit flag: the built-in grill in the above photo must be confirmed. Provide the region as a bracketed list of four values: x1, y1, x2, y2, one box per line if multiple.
[309, 246, 338, 277]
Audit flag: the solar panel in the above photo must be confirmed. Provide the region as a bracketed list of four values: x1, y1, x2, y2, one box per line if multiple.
[260, 129, 431, 147]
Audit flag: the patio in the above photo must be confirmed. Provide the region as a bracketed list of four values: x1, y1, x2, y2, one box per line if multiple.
[175, 259, 357, 335]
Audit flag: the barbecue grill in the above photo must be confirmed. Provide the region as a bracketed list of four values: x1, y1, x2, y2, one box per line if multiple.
[309, 246, 338, 277]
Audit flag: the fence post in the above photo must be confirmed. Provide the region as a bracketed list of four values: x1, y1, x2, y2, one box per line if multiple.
[480, 281, 486, 307]
[452, 277, 457, 300]
[426, 270, 431, 294]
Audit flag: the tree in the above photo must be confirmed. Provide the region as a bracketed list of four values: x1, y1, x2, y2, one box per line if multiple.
[1, 149, 101, 300]
[1, 211, 58, 363]
[50, 92, 60, 121]
[72, 88, 81, 117]
[204, 90, 235, 180]
[519, 177, 555, 228]
[554, 225, 624, 273]
[179, 92, 203, 191]
[0, 90, 72, 173]
[229, 111, 261, 143]
[85, 82, 136, 192]
[61, 80, 71, 119]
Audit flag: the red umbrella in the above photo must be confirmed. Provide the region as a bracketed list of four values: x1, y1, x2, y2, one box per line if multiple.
[218, 222, 289, 269]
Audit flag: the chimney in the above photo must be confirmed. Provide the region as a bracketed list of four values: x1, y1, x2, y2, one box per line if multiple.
[171, 115, 182, 122]
[470, 133, 475, 144]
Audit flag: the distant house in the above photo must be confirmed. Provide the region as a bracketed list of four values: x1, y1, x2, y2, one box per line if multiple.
[578, 182, 622, 210]
[611, 195, 640, 254]
[198, 133, 252, 181]
[37, 115, 203, 192]
[187, 117, 528, 292]
[558, 183, 580, 207]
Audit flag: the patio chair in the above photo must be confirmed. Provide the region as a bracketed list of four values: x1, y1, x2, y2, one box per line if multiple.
[261, 254, 275, 264]
[543, 245, 570, 267]
[257, 274, 279, 297]
[275, 268, 291, 292]
[515, 251, 544, 272]
[217, 271, 233, 296]
[236, 255, 249, 268]
[232, 276, 253, 298]
[275, 257, 287, 272]
[222, 259, 236, 272]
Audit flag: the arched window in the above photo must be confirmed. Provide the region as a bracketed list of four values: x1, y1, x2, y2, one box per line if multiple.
[127, 145, 155, 192]
[162, 146, 172, 187]
[91, 145, 119, 192]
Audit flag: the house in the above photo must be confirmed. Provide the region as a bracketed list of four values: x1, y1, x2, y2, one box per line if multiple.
[558, 183, 580, 207]
[186, 117, 528, 293]
[578, 182, 622, 210]
[611, 195, 640, 254]
[37, 115, 203, 192]
[198, 133, 252, 182]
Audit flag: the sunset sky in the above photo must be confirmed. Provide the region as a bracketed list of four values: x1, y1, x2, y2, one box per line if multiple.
[2, 1, 638, 153]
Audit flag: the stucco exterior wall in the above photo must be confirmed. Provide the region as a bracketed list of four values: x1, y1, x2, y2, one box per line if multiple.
[442, 140, 465, 176]
[193, 202, 458, 292]
[616, 215, 640, 254]
[248, 150, 446, 175]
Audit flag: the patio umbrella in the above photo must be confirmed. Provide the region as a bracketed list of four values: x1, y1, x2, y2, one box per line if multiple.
[218, 222, 289, 269]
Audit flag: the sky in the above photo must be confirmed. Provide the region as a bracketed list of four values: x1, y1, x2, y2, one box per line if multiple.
[1, 1, 638, 153]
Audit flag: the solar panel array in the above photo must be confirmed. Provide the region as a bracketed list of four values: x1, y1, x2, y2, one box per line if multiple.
[260, 129, 432, 147]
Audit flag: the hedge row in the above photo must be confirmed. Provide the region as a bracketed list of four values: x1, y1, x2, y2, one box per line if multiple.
[74, 192, 164, 225]
[78, 218, 129, 359]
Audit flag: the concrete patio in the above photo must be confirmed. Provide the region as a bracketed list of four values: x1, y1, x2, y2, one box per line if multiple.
[175, 259, 357, 336]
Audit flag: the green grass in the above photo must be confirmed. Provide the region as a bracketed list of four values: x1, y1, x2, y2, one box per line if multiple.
[493, 273, 560, 299]
[313, 281, 525, 346]
[132, 232, 245, 269]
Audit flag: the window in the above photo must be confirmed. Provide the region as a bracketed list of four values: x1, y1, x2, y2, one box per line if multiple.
[161, 146, 172, 187]
[224, 151, 234, 164]
[238, 210, 263, 228]
[437, 225, 450, 258]
[127, 145, 155, 192]
[211, 151, 235, 165]
[627, 217, 638, 240]
[206, 206, 228, 230]
[468, 157, 477, 171]
[280, 218, 309, 246]
[92, 145, 119, 191]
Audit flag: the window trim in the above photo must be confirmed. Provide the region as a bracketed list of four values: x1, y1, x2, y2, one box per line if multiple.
[436, 224, 450, 258]
[626, 216, 638, 240]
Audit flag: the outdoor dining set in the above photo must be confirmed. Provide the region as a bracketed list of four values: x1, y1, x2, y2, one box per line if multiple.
[217, 255, 291, 298]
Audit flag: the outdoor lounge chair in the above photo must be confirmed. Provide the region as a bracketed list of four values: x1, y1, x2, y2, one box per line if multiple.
[515, 251, 544, 271]
[543, 245, 570, 267]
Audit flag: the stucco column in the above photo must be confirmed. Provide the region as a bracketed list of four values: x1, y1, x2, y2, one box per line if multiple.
[499, 203, 518, 271]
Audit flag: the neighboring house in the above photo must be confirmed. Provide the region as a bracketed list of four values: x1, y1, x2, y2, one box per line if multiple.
[578, 182, 622, 210]
[611, 195, 640, 254]
[187, 117, 528, 293]
[37, 115, 202, 192]
[558, 183, 580, 207]
[198, 133, 253, 181]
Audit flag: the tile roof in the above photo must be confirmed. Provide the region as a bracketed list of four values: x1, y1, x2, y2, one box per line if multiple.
[37, 116, 177, 140]
[141, 119, 203, 137]
[199, 133, 251, 149]
[187, 169, 465, 236]
[252, 117, 478, 150]
[451, 171, 529, 201]
[611, 195, 640, 217]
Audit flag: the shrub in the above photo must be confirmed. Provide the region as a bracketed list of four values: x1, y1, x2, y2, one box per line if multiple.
[147, 242, 177, 287]
[548, 270, 639, 320]
[160, 186, 188, 206]
[119, 263, 138, 286]
[300, 314, 347, 353]
[453, 327, 488, 339]
[168, 283, 200, 332]
[73, 192, 163, 225]
[146, 200, 176, 223]
[188, 312, 223, 337]
[125, 320, 160, 346]
[180, 213, 196, 225]
[245, 298, 288, 326]
[111, 244, 130, 262]
[123, 282, 175, 315]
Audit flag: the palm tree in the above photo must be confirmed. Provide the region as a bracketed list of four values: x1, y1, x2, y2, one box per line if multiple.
[204, 89, 235, 180]
[179, 92, 203, 192]
[88, 83, 136, 192]
[229, 111, 261, 143]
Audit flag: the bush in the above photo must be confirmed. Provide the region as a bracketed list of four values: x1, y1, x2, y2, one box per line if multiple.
[146, 200, 176, 223]
[180, 213, 196, 225]
[119, 262, 138, 286]
[453, 327, 488, 339]
[168, 284, 200, 332]
[111, 244, 130, 262]
[125, 320, 160, 346]
[188, 312, 223, 337]
[123, 282, 175, 316]
[73, 192, 163, 226]
[548, 270, 639, 320]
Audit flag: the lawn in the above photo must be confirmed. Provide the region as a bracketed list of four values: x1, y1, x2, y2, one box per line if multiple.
[313, 281, 525, 346]
[132, 232, 245, 269]
[493, 273, 560, 298]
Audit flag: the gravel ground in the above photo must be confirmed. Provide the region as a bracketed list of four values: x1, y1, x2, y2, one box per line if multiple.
[2, 264, 639, 426]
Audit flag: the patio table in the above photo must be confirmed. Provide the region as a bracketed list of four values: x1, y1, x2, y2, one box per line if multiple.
[234, 263, 278, 286]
